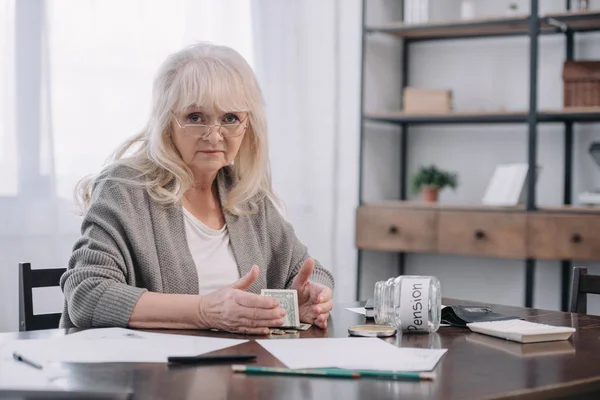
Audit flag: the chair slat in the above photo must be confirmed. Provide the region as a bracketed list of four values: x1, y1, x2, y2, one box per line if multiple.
[19, 262, 66, 331]
[29, 268, 65, 288]
[580, 275, 600, 295]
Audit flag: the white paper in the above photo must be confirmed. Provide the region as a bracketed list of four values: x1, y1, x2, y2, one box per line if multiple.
[345, 307, 366, 315]
[257, 338, 446, 371]
[1, 328, 247, 364]
[0, 357, 55, 390]
[0, 350, 67, 390]
[482, 163, 531, 206]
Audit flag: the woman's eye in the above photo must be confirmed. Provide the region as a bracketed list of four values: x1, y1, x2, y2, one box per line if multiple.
[188, 114, 202, 123]
[223, 114, 240, 124]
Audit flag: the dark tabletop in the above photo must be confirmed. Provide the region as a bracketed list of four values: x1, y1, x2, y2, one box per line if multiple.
[2, 299, 600, 400]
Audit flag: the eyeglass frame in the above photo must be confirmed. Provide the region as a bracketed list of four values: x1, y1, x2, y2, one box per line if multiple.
[172, 111, 250, 139]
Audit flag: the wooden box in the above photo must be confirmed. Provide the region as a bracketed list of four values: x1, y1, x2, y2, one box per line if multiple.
[403, 87, 452, 113]
[563, 61, 600, 108]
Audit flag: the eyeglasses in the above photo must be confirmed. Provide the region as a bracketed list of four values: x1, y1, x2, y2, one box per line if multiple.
[173, 112, 249, 139]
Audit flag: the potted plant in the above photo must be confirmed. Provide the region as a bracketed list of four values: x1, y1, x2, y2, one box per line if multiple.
[412, 165, 458, 203]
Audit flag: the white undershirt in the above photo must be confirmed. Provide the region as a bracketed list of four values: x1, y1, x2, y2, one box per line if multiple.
[182, 207, 240, 295]
[183, 197, 288, 295]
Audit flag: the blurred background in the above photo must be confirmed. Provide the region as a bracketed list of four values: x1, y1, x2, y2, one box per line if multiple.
[2, 0, 600, 332]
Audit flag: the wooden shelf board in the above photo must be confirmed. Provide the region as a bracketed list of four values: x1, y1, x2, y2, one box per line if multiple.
[361, 201, 525, 212]
[364, 109, 600, 124]
[366, 11, 600, 41]
[366, 15, 532, 40]
[364, 110, 528, 124]
[538, 205, 600, 214]
[543, 10, 600, 32]
[361, 201, 600, 214]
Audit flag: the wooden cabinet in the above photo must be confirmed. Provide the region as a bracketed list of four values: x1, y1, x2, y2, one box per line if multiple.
[437, 211, 527, 259]
[528, 213, 600, 261]
[356, 205, 436, 252]
[355, 203, 600, 261]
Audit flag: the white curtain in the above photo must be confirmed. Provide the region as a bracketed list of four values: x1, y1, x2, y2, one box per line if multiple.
[0, 0, 253, 332]
[251, 0, 361, 304]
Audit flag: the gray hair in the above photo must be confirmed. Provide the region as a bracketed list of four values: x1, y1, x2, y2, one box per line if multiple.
[76, 42, 274, 216]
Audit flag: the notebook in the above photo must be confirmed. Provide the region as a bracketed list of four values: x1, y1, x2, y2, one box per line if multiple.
[364, 299, 375, 319]
[467, 319, 576, 344]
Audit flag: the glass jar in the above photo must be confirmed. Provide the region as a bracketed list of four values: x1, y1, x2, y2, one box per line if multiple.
[374, 275, 442, 333]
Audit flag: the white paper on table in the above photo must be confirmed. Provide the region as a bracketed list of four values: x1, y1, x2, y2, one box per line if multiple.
[63, 327, 164, 340]
[0, 351, 64, 390]
[345, 307, 366, 315]
[1, 329, 247, 364]
[257, 338, 447, 371]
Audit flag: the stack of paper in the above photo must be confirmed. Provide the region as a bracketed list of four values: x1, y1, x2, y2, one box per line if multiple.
[257, 338, 447, 371]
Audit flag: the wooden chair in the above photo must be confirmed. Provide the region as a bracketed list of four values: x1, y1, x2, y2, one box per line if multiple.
[570, 266, 600, 314]
[18, 262, 66, 331]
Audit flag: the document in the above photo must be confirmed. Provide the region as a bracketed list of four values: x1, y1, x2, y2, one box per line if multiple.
[257, 338, 447, 371]
[345, 307, 366, 315]
[0, 355, 57, 390]
[1, 328, 247, 364]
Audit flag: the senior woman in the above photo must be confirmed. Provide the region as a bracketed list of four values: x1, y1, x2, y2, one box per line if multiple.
[59, 43, 334, 335]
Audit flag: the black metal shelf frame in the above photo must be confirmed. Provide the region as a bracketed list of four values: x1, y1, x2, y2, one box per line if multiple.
[356, 0, 598, 310]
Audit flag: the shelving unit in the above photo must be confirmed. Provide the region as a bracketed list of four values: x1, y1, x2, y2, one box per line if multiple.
[356, 0, 600, 309]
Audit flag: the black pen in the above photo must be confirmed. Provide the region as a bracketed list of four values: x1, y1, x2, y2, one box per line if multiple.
[13, 352, 43, 370]
[168, 354, 256, 364]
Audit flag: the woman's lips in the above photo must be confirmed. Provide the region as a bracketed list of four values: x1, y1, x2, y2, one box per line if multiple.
[199, 150, 223, 155]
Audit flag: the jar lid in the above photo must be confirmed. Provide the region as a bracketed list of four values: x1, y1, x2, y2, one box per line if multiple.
[348, 324, 397, 337]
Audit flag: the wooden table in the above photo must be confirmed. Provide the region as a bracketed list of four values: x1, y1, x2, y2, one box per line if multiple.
[2, 299, 600, 400]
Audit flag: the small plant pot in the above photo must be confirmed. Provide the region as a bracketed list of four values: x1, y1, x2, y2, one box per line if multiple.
[422, 186, 439, 203]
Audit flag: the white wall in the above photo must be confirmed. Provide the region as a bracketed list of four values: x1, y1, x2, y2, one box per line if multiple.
[359, 0, 600, 314]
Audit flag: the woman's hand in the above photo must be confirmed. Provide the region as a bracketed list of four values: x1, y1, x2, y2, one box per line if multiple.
[290, 258, 334, 329]
[198, 265, 286, 335]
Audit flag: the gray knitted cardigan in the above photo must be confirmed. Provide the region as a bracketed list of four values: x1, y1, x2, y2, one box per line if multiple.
[59, 165, 334, 329]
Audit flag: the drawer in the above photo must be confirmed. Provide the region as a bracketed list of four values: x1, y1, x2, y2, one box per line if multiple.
[356, 206, 437, 252]
[528, 213, 600, 261]
[437, 211, 527, 259]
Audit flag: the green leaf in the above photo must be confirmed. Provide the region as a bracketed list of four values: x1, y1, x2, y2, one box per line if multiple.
[411, 165, 458, 193]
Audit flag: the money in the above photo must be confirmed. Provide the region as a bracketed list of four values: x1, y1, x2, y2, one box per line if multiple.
[297, 323, 312, 331]
[261, 289, 300, 328]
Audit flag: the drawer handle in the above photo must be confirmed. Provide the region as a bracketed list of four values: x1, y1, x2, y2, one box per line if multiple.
[388, 225, 399, 235]
[474, 230, 485, 240]
[571, 233, 582, 244]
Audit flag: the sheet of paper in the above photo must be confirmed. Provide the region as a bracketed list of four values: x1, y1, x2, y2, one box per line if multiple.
[257, 338, 447, 371]
[0, 351, 64, 390]
[345, 307, 366, 315]
[1, 329, 247, 364]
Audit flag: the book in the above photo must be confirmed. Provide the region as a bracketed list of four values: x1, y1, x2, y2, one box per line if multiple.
[467, 319, 575, 344]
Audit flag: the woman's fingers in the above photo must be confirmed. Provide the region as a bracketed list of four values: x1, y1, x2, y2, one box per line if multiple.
[317, 287, 333, 303]
[234, 326, 270, 335]
[315, 313, 329, 329]
[235, 291, 279, 309]
[231, 265, 260, 290]
[290, 258, 315, 290]
[233, 300, 286, 321]
[312, 299, 333, 315]
[236, 317, 285, 329]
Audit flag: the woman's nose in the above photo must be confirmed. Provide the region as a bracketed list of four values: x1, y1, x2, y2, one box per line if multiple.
[204, 126, 224, 144]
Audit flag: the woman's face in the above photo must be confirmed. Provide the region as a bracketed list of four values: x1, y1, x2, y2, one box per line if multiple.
[171, 107, 248, 176]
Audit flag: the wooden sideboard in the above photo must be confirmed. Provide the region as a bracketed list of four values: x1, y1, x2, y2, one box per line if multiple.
[356, 202, 600, 262]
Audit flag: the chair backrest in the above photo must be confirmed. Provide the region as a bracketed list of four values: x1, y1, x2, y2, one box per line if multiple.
[570, 266, 600, 314]
[18, 262, 66, 331]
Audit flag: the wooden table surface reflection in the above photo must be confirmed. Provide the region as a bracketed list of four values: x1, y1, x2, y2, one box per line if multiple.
[3, 299, 600, 400]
